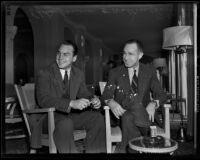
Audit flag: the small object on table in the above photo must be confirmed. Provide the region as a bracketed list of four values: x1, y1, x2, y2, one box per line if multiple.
[150, 125, 157, 137]
[142, 136, 164, 148]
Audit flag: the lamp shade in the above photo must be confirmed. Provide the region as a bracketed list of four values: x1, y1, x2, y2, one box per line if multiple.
[153, 58, 167, 68]
[162, 26, 193, 50]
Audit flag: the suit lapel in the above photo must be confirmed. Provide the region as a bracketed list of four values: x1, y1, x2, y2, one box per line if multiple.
[69, 66, 79, 99]
[120, 65, 131, 94]
[52, 63, 65, 94]
[138, 63, 149, 98]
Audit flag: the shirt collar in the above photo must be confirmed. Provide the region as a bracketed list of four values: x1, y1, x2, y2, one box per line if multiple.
[60, 67, 71, 79]
[128, 64, 139, 76]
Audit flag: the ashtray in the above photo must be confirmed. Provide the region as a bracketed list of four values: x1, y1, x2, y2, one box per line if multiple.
[142, 136, 164, 147]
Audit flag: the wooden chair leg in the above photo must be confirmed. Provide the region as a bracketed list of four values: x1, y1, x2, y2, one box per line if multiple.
[112, 145, 116, 153]
[104, 106, 112, 153]
[48, 111, 57, 153]
[164, 104, 171, 139]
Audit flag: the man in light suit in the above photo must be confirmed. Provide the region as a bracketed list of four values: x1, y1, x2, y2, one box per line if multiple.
[102, 39, 167, 153]
[34, 40, 106, 153]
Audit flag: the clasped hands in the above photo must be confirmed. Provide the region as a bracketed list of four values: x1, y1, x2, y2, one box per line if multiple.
[70, 96, 101, 110]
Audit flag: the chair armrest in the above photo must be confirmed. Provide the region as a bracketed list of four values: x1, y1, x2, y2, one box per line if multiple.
[24, 107, 55, 114]
[103, 105, 112, 153]
[104, 105, 110, 110]
[163, 103, 171, 139]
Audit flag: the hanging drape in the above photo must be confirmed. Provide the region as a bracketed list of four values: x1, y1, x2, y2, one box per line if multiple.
[180, 53, 188, 117]
[168, 50, 188, 117]
[168, 50, 176, 98]
[167, 3, 194, 138]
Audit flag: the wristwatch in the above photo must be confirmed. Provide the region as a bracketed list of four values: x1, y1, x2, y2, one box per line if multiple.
[151, 100, 159, 109]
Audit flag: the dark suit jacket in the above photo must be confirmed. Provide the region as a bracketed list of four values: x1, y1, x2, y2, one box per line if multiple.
[30, 62, 92, 148]
[102, 63, 167, 128]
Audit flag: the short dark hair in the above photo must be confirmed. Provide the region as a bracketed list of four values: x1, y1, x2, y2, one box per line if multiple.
[61, 40, 78, 56]
[122, 39, 144, 53]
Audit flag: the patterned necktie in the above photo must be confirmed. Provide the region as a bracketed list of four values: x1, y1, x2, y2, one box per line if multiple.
[131, 69, 138, 93]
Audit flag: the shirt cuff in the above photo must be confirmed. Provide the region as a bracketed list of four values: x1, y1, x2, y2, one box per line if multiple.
[66, 100, 73, 113]
[105, 99, 113, 105]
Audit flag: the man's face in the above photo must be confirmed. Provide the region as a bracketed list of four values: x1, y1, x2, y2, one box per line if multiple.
[56, 44, 77, 70]
[123, 43, 143, 68]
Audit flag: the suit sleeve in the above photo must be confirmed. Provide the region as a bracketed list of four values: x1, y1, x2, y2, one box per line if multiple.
[150, 67, 167, 106]
[36, 69, 70, 113]
[76, 71, 93, 99]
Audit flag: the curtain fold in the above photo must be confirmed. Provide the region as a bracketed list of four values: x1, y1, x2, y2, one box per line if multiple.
[180, 53, 188, 117]
[169, 50, 176, 97]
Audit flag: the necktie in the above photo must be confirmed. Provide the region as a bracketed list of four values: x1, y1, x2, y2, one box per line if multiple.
[131, 69, 138, 93]
[63, 71, 70, 98]
[63, 71, 69, 86]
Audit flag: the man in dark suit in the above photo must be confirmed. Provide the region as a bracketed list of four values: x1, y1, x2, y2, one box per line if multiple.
[35, 40, 106, 153]
[102, 39, 167, 153]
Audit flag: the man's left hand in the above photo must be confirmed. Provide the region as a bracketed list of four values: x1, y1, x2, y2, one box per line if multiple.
[146, 102, 156, 122]
[90, 96, 101, 109]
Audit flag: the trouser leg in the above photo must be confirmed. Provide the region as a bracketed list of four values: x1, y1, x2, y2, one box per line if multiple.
[70, 111, 106, 153]
[53, 114, 77, 153]
[120, 111, 149, 153]
[120, 111, 141, 152]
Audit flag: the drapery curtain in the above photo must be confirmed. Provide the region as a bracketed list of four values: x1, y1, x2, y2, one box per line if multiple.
[167, 3, 194, 136]
[180, 53, 188, 117]
[168, 50, 176, 97]
[168, 50, 188, 116]
[178, 3, 194, 136]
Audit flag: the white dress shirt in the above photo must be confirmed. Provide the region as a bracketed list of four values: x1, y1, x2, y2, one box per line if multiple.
[60, 68, 71, 80]
[128, 65, 139, 85]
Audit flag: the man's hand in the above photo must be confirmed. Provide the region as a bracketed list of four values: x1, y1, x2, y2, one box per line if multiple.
[70, 98, 90, 110]
[146, 102, 156, 122]
[90, 96, 101, 109]
[107, 99, 126, 119]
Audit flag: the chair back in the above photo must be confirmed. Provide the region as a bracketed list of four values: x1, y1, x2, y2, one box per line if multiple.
[14, 83, 36, 136]
[99, 81, 107, 95]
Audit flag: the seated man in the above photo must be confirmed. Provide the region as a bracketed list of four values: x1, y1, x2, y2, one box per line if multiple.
[102, 39, 167, 153]
[33, 40, 106, 153]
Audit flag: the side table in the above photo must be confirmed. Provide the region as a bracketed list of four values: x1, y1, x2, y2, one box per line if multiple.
[129, 136, 178, 154]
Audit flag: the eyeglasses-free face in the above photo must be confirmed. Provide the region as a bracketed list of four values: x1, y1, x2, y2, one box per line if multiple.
[123, 43, 143, 68]
[56, 44, 77, 70]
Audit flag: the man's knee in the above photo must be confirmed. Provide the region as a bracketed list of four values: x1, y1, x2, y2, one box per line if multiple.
[121, 111, 134, 124]
[88, 112, 105, 129]
[94, 112, 104, 125]
[55, 118, 74, 135]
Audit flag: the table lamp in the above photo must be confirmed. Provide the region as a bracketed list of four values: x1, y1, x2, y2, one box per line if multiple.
[162, 25, 193, 143]
[163, 26, 193, 52]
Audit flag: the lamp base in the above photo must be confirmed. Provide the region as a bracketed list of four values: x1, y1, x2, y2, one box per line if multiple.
[177, 125, 187, 143]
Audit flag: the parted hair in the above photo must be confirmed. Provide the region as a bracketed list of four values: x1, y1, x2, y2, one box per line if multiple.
[60, 40, 78, 56]
[122, 39, 144, 53]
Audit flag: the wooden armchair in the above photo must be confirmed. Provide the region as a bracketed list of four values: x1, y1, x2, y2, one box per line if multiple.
[14, 83, 86, 153]
[99, 81, 171, 153]
[5, 97, 26, 140]
[99, 82, 122, 153]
